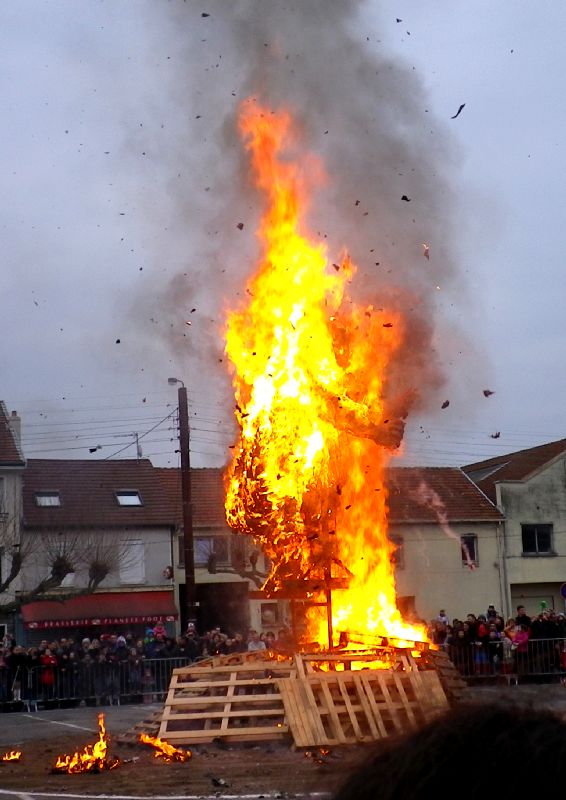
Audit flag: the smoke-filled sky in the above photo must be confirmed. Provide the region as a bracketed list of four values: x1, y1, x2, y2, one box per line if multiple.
[2, 1, 565, 468]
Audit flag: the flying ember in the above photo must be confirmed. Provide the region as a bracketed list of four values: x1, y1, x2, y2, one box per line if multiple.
[224, 100, 426, 647]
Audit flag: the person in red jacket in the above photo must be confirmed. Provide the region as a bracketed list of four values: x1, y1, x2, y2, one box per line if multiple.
[39, 647, 58, 700]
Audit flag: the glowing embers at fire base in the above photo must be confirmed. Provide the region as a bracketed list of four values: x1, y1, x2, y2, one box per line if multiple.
[224, 100, 425, 647]
[52, 713, 119, 774]
[139, 733, 192, 762]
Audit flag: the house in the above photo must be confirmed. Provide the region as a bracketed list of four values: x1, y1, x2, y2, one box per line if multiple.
[159, 465, 504, 633]
[19, 458, 178, 644]
[0, 403, 25, 635]
[463, 439, 566, 618]
[156, 467, 275, 636]
[387, 467, 504, 623]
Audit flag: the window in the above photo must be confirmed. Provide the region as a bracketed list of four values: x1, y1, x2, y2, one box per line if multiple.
[389, 535, 404, 570]
[35, 492, 61, 507]
[521, 524, 554, 555]
[194, 536, 231, 568]
[119, 538, 145, 583]
[260, 603, 279, 627]
[115, 490, 142, 506]
[461, 534, 479, 567]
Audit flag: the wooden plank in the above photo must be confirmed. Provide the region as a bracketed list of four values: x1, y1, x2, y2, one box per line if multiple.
[318, 679, 347, 744]
[172, 662, 294, 677]
[354, 673, 383, 739]
[160, 729, 288, 744]
[294, 653, 306, 679]
[295, 677, 330, 745]
[374, 673, 405, 734]
[336, 676, 364, 741]
[281, 679, 312, 747]
[358, 672, 388, 738]
[167, 677, 285, 690]
[391, 672, 418, 729]
[220, 673, 236, 733]
[419, 671, 449, 715]
[166, 708, 286, 721]
[166, 692, 285, 707]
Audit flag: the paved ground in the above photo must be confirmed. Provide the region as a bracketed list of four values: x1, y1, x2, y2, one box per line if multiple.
[2, 685, 566, 799]
[0, 702, 161, 747]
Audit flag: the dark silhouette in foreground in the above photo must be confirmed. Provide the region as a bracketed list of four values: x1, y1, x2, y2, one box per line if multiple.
[334, 705, 566, 800]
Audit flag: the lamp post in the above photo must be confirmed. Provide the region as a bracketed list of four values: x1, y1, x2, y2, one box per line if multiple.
[168, 377, 197, 629]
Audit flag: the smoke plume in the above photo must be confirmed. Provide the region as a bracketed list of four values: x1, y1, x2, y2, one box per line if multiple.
[130, 0, 469, 455]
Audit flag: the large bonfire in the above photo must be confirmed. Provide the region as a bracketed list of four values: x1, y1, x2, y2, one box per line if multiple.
[225, 100, 425, 647]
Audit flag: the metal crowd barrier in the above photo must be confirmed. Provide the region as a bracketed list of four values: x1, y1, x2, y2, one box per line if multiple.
[0, 656, 194, 710]
[449, 637, 566, 682]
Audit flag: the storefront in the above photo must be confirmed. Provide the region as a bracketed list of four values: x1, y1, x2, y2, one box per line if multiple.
[20, 590, 178, 645]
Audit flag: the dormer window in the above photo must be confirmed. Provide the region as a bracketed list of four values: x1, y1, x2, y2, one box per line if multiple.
[35, 492, 61, 507]
[115, 490, 142, 506]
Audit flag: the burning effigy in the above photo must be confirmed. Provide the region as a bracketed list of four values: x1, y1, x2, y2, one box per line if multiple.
[224, 100, 426, 649]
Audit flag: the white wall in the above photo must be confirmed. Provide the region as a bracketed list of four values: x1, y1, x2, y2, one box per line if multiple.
[392, 520, 504, 623]
[20, 526, 173, 590]
[498, 456, 566, 587]
[0, 468, 24, 603]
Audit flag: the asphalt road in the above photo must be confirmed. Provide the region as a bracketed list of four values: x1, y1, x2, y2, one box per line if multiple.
[0, 703, 161, 747]
[0, 704, 330, 800]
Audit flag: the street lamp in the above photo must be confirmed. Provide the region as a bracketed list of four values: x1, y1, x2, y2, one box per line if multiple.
[168, 377, 197, 630]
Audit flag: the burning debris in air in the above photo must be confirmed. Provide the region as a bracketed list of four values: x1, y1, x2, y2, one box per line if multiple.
[224, 100, 426, 648]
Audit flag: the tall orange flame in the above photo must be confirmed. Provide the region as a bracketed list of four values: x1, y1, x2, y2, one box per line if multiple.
[53, 713, 119, 774]
[225, 100, 425, 646]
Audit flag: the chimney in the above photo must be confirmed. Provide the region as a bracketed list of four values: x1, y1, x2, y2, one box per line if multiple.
[8, 410, 21, 450]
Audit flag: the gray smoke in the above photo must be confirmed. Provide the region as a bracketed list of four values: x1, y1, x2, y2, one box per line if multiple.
[130, 0, 473, 447]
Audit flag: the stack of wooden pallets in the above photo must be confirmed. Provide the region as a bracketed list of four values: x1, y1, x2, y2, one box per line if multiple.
[158, 649, 449, 747]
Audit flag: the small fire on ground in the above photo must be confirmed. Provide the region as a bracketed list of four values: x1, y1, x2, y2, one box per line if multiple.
[52, 713, 119, 774]
[1, 751, 22, 762]
[139, 733, 192, 762]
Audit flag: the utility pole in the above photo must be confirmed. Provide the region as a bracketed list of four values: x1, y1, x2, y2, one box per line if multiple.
[169, 379, 197, 629]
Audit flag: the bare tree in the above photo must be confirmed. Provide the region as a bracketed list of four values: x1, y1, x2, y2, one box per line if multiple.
[0, 521, 140, 614]
[204, 535, 268, 588]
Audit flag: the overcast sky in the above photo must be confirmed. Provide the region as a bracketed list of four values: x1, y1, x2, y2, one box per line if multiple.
[2, 1, 564, 468]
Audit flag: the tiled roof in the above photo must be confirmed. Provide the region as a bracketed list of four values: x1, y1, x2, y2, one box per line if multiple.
[463, 439, 566, 502]
[23, 459, 179, 529]
[155, 467, 227, 528]
[0, 402, 24, 466]
[23, 459, 501, 531]
[159, 465, 501, 526]
[386, 467, 503, 523]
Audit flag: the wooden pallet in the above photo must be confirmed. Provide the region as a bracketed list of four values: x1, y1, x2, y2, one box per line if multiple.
[277, 669, 448, 746]
[158, 658, 296, 744]
[157, 650, 449, 747]
[116, 710, 162, 745]
[418, 648, 468, 702]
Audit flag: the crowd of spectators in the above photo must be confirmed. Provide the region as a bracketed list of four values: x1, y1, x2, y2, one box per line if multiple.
[0, 624, 293, 709]
[428, 605, 566, 679]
